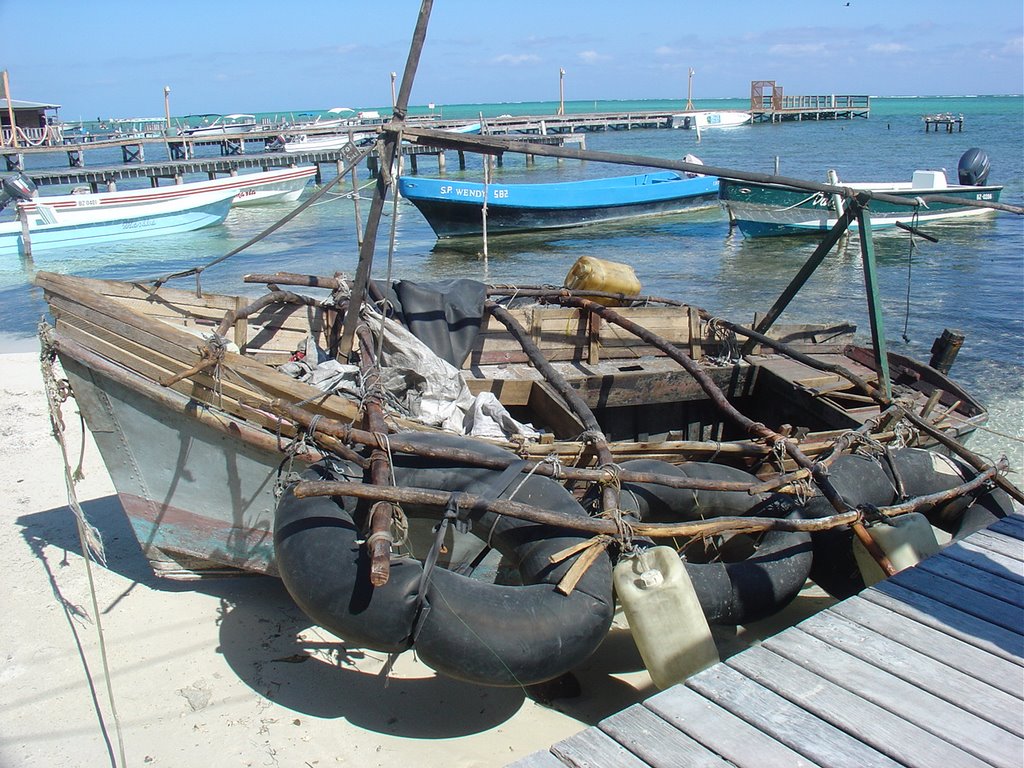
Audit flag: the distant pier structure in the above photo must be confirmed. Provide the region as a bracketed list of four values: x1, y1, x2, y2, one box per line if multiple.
[750, 80, 870, 123]
[924, 113, 964, 132]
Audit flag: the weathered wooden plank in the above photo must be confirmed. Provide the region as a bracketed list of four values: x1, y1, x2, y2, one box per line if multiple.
[506, 750, 569, 768]
[916, 555, 1024, 605]
[728, 644, 990, 768]
[550, 725, 650, 768]
[686, 664, 899, 768]
[39, 271, 240, 312]
[597, 704, 732, 768]
[831, 596, 1024, 697]
[885, 563, 1024, 634]
[529, 381, 588, 439]
[962, 530, 1024, 562]
[760, 629, 1022, 767]
[864, 582, 1024, 664]
[797, 610, 1023, 734]
[568, 366, 753, 409]
[943, 539, 1024, 583]
[989, 515, 1024, 541]
[644, 685, 818, 768]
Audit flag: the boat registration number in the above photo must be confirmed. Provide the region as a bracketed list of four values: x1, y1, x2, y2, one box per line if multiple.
[439, 185, 509, 199]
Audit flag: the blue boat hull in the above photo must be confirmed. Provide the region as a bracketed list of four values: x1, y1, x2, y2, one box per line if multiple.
[399, 172, 719, 238]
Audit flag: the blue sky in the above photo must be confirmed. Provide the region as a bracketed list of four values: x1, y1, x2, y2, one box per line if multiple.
[3, 1, 1021, 119]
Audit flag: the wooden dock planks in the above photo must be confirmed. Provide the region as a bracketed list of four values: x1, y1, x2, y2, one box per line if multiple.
[511, 514, 1024, 767]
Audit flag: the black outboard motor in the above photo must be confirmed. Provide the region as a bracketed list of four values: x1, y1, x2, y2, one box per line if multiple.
[957, 148, 990, 186]
[0, 173, 37, 213]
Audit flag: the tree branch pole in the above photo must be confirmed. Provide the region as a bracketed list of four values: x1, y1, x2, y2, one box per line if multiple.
[215, 289, 323, 337]
[265, 398, 767, 493]
[485, 302, 619, 516]
[704, 312, 883, 400]
[877, 461, 1004, 517]
[739, 207, 857, 354]
[900, 406, 1024, 505]
[554, 295, 896, 575]
[337, 0, 434, 361]
[354, 325, 397, 586]
[242, 271, 684, 307]
[293, 479, 864, 540]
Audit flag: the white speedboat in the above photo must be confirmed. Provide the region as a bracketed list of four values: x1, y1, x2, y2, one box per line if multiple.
[672, 111, 751, 130]
[178, 113, 258, 138]
[265, 131, 377, 153]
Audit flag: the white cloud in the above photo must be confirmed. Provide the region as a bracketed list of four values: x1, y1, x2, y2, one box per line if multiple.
[868, 43, 909, 54]
[767, 43, 827, 56]
[578, 50, 610, 64]
[1001, 35, 1023, 55]
[654, 46, 678, 57]
[492, 53, 541, 65]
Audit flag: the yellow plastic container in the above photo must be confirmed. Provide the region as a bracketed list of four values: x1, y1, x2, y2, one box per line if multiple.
[564, 256, 641, 306]
[613, 546, 719, 689]
[853, 512, 941, 587]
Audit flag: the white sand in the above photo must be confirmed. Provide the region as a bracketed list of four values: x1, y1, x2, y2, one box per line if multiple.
[0, 348, 841, 767]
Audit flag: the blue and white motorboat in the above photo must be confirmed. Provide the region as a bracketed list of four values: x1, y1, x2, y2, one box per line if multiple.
[1, 188, 236, 257]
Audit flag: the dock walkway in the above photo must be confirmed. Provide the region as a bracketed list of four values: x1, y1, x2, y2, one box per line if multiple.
[512, 514, 1024, 768]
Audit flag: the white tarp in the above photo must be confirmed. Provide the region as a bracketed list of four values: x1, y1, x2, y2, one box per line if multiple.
[279, 308, 539, 440]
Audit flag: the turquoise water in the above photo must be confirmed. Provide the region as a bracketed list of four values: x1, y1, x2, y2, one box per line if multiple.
[3, 95, 1022, 474]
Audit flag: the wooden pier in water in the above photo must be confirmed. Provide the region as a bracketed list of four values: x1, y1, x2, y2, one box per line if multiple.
[924, 113, 965, 133]
[513, 514, 1024, 768]
[750, 80, 870, 123]
[1, 94, 875, 184]
[2, 129, 587, 191]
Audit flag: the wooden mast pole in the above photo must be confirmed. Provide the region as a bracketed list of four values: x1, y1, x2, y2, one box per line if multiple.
[2, 70, 19, 148]
[337, 0, 434, 360]
[854, 198, 893, 400]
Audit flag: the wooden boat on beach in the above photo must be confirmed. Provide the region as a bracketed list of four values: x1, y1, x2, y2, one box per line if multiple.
[719, 149, 1003, 237]
[35, 261, 1013, 686]
[398, 170, 719, 238]
[2, 189, 235, 257]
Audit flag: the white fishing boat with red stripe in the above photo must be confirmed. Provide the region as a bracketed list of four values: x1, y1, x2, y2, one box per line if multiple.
[19, 165, 316, 213]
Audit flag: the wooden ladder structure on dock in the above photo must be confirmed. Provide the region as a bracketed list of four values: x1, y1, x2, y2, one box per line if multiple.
[513, 514, 1024, 768]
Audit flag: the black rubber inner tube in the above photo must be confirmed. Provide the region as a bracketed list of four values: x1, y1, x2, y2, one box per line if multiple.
[802, 447, 1012, 599]
[274, 433, 614, 687]
[616, 459, 813, 626]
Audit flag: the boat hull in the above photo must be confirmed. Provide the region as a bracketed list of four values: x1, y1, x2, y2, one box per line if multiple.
[268, 133, 375, 153]
[18, 166, 316, 211]
[399, 172, 720, 238]
[672, 111, 751, 129]
[0, 190, 235, 257]
[60, 354, 283, 574]
[719, 178, 1003, 237]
